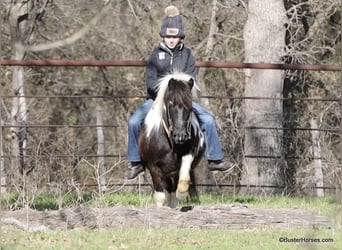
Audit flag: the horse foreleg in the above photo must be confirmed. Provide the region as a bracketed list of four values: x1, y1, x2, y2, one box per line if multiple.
[176, 154, 194, 200]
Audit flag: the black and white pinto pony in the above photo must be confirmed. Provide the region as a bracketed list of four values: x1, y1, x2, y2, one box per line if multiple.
[139, 72, 205, 208]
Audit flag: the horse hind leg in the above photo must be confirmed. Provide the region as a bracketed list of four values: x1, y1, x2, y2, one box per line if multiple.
[154, 191, 166, 207]
[150, 168, 168, 207]
[154, 190, 178, 208]
[165, 191, 178, 208]
[176, 154, 194, 200]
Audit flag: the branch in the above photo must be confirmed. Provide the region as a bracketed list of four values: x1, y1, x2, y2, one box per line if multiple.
[127, 0, 138, 19]
[15, 0, 113, 52]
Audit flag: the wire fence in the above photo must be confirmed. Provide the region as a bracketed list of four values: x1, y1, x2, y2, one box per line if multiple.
[0, 60, 341, 192]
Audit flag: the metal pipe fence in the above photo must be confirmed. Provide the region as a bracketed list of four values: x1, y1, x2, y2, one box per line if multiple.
[0, 60, 341, 191]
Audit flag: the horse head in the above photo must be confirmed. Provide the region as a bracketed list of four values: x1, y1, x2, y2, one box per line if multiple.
[165, 77, 194, 144]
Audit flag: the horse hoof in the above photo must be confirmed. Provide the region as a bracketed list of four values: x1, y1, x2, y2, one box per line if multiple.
[176, 190, 188, 200]
[177, 180, 189, 193]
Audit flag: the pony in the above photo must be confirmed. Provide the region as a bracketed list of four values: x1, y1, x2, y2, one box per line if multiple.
[139, 72, 205, 208]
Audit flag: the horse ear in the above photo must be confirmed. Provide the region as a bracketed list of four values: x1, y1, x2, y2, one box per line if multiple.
[169, 78, 177, 88]
[188, 78, 194, 90]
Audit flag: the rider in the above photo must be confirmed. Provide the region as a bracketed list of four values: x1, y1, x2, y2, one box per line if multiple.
[124, 5, 233, 180]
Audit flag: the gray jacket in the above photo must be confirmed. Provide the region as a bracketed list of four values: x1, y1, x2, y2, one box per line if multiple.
[145, 41, 196, 100]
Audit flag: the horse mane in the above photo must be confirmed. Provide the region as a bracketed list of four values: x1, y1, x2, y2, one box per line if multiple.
[144, 72, 199, 138]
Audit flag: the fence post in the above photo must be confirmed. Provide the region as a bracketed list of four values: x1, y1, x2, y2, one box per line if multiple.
[0, 105, 6, 194]
[96, 105, 107, 194]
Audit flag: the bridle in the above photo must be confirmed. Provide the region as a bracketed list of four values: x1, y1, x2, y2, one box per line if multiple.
[163, 102, 192, 148]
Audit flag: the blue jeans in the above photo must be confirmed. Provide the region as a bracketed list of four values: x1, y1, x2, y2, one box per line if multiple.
[126, 99, 224, 162]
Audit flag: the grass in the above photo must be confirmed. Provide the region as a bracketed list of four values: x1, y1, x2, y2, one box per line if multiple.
[1, 226, 340, 250]
[1, 192, 341, 250]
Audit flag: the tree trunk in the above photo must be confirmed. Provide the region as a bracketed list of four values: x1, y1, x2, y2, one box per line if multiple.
[0, 7, 5, 193]
[197, 0, 218, 109]
[9, 2, 31, 183]
[240, 0, 287, 194]
[194, 0, 218, 192]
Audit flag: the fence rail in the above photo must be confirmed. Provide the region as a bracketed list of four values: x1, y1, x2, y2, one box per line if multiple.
[1, 59, 341, 71]
[0, 124, 339, 133]
[0, 94, 340, 102]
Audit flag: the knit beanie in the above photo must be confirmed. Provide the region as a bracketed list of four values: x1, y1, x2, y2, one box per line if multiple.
[159, 6, 185, 39]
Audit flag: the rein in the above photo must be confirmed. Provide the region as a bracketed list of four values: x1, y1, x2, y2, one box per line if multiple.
[162, 118, 174, 148]
[163, 104, 174, 148]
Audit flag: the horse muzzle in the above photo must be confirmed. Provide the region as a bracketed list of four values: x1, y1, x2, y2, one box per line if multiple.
[173, 133, 191, 144]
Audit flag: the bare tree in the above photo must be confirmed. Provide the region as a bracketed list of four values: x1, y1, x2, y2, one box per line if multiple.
[240, 0, 287, 194]
[283, 0, 341, 195]
[8, 0, 33, 182]
[4, 0, 115, 185]
[197, 0, 218, 109]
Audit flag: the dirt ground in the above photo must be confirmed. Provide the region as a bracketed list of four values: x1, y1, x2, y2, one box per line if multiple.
[1, 204, 331, 232]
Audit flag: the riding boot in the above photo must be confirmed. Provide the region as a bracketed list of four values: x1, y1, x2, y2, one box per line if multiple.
[208, 160, 235, 172]
[124, 162, 144, 180]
